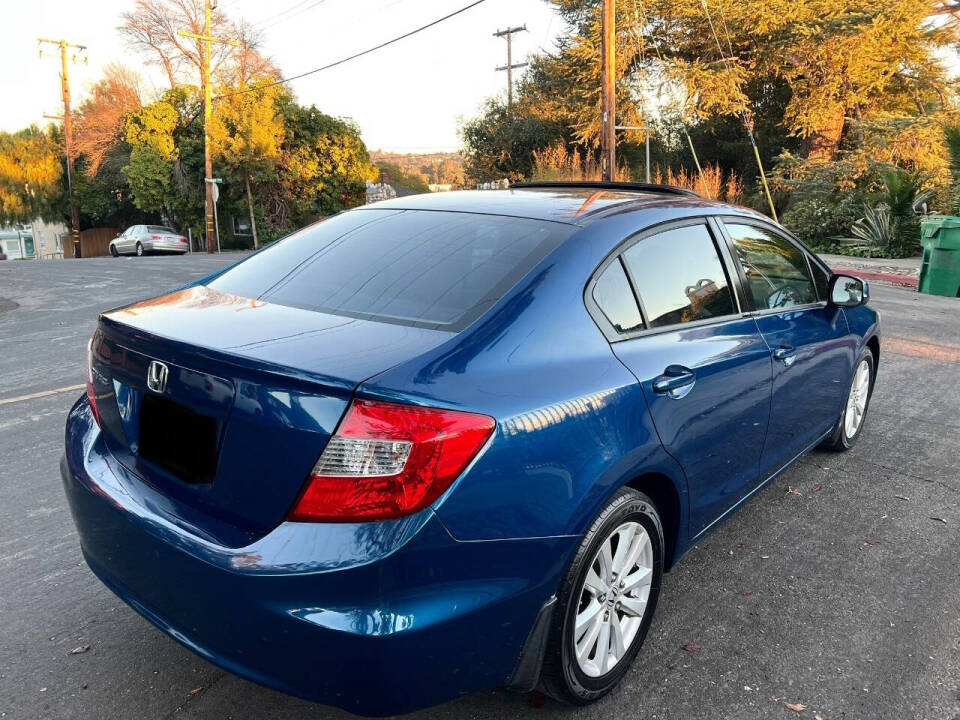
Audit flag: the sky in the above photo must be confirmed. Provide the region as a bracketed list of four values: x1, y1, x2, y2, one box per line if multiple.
[1, 0, 563, 153]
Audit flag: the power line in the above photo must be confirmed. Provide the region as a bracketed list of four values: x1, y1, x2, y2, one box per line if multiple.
[215, 0, 489, 101]
[254, 0, 327, 31]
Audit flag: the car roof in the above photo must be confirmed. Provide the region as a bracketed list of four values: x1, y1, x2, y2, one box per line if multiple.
[357, 183, 744, 226]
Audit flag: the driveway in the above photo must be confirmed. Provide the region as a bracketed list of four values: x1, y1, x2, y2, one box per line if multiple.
[1, 255, 958, 720]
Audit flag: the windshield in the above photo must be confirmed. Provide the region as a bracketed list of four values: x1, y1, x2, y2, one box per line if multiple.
[208, 209, 572, 331]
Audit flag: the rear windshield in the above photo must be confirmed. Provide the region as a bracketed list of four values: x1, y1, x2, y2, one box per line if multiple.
[208, 209, 572, 331]
[147, 226, 177, 234]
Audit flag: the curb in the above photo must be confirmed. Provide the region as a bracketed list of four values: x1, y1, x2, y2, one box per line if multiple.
[830, 267, 918, 289]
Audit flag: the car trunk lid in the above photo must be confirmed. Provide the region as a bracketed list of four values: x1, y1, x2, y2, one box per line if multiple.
[91, 285, 453, 545]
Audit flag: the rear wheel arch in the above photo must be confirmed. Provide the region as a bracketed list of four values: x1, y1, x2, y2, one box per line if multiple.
[625, 473, 681, 570]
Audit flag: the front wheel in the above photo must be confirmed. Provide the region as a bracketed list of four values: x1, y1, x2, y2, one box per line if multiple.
[540, 487, 663, 705]
[109, 244, 119, 257]
[821, 350, 874, 451]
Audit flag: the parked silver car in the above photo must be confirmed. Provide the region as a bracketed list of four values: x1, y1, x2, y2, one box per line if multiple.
[110, 225, 188, 256]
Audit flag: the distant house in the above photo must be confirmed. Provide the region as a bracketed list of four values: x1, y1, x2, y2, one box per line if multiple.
[0, 220, 68, 259]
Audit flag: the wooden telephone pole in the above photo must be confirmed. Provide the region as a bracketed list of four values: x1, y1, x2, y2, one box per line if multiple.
[600, 0, 616, 181]
[179, 0, 236, 253]
[38, 38, 86, 258]
[493, 25, 527, 109]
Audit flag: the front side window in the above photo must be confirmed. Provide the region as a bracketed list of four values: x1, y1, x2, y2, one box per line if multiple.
[592, 258, 644, 333]
[724, 223, 817, 310]
[622, 224, 736, 328]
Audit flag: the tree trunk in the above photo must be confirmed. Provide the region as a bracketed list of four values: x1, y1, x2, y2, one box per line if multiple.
[245, 173, 259, 250]
[802, 103, 846, 161]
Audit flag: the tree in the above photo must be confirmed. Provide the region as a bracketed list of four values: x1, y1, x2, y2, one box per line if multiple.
[210, 77, 286, 248]
[0, 126, 64, 226]
[460, 99, 568, 183]
[74, 64, 143, 176]
[119, 0, 239, 89]
[375, 161, 429, 192]
[545, 0, 953, 162]
[122, 88, 205, 231]
[276, 101, 378, 224]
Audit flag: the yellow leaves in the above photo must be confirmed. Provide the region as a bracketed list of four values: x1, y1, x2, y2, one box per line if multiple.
[0, 127, 64, 224]
[125, 102, 179, 161]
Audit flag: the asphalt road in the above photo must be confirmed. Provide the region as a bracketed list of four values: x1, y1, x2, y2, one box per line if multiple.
[1, 255, 959, 720]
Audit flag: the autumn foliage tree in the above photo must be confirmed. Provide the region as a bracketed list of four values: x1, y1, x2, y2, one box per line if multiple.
[0, 127, 64, 226]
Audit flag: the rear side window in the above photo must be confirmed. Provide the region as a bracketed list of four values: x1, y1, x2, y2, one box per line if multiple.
[724, 223, 817, 310]
[622, 224, 736, 328]
[592, 259, 644, 332]
[210, 210, 572, 331]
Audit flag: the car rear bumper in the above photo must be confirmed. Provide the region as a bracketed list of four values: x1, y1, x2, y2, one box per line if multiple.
[61, 397, 571, 715]
[142, 238, 187, 253]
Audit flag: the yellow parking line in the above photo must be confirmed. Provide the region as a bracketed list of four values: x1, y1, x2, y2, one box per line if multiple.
[0, 384, 86, 406]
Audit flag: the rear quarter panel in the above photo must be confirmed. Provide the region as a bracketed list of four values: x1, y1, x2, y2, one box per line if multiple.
[360, 213, 694, 543]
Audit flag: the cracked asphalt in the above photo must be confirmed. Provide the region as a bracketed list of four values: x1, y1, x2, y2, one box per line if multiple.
[1, 255, 958, 720]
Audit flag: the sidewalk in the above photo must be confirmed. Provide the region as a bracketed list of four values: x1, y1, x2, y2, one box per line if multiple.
[819, 253, 920, 289]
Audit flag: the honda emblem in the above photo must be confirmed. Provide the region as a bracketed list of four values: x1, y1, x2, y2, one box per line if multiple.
[146, 360, 169, 394]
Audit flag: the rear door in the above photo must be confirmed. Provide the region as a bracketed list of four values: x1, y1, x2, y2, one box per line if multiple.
[718, 220, 850, 476]
[591, 219, 773, 535]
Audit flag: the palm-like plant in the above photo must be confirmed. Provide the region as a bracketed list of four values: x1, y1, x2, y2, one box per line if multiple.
[850, 203, 896, 253]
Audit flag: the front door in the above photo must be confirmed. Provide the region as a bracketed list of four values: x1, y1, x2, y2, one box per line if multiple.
[607, 221, 773, 535]
[719, 221, 851, 477]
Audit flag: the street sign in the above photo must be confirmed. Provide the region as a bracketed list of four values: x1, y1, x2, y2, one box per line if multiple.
[211, 182, 219, 203]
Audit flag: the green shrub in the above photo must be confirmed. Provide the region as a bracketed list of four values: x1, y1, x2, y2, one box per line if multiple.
[781, 196, 862, 249]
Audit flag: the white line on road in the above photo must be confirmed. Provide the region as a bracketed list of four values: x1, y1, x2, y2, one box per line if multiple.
[0, 384, 85, 406]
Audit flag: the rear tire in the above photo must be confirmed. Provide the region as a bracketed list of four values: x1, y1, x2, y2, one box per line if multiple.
[135, 242, 144, 257]
[539, 487, 663, 705]
[820, 349, 874, 451]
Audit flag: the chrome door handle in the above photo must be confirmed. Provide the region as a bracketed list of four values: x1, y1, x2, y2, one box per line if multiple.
[652, 366, 696, 396]
[773, 344, 797, 365]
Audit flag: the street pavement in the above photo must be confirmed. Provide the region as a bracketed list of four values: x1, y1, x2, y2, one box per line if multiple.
[1, 255, 959, 720]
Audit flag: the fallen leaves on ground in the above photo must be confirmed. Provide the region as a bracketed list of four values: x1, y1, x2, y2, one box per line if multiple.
[787, 486, 803, 496]
[895, 494, 910, 501]
[682, 643, 701, 653]
[812, 484, 822, 492]
[866, 539, 881, 546]
[68, 645, 90, 655]
[929, 517, 948, 525]
[784, 702, 807, 712]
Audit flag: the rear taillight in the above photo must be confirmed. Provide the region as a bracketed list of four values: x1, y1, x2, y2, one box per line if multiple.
[288, 399, 495, 522]
[152, 234, 162, 241]
[86, 333, 101, 427]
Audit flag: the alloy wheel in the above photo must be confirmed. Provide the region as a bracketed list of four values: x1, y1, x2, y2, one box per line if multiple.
[574, 521, 653, 677]
[844, 358, 870, 438]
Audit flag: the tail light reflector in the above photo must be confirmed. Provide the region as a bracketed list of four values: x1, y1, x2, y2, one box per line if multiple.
[86, 333, 101, 426]
[288, 399, 495, 522]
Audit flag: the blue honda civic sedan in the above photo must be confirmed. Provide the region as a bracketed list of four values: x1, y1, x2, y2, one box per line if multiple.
[62, 182, 879, 715]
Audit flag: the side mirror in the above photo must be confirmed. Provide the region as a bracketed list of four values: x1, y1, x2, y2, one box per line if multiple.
[828, 273, 869, 308]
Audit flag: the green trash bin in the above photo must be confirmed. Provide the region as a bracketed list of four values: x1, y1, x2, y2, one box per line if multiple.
[919, 216, 960, 297]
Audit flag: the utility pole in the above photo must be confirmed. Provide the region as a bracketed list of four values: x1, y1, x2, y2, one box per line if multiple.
[493, 25, 527, 110]
[600, 0, 616, 181]
[179, 0, 236, 253]
[38, 38, 86, 258]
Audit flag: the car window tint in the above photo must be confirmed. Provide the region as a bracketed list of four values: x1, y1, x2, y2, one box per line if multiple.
[592, 259, 644, 332]
[622, 224, 736, 328]
[209, 210, 403, 300]
[724, 223, 817, 310]
[212, 209, 572, 331]
[147, 225, 176, 234]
